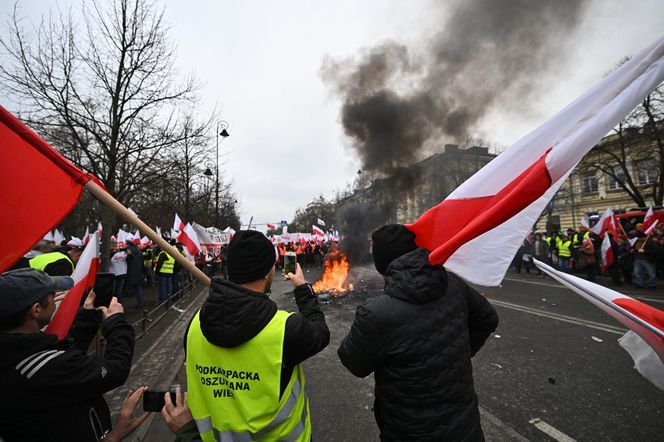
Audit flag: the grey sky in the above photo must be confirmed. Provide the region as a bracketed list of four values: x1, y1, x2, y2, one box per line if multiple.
[2, 1, 663, 230]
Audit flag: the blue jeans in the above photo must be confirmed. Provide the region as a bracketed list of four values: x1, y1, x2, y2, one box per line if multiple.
[633, 259, 656, 288]
[558, 257, 570, 273]
[125, 281, 144, 307]
[158, 275, 173, 303]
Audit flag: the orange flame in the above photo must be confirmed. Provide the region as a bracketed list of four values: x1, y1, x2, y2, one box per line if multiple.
[313, 250, 350, 293]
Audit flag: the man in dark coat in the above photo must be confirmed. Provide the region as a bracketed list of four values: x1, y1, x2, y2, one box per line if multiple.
[0, 268, 139, 442]
[338, 224, 499, 441]
[124, 240, 145, 307]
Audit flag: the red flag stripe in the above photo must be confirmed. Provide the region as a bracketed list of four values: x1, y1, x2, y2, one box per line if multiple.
[408, 149, 552, 265]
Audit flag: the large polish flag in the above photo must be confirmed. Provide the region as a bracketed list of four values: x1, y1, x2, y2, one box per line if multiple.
[0, 106, 94, 272]
[600, 233, 615, 271]
[179, 222, 202, 255]
[406, 36, 664, 286]
[534, 259, 664, 388]
[312, 225, 325, 237]
[45, 231, 100, 340]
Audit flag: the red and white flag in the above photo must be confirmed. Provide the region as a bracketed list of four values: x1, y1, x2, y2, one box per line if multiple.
[179, 222, 202, 255]
[317, 218, 326, 227]
[600, 233, 615, 271]
[534, 259, 664, 388]
[45, 231, 100, 340]
[645, 219, 659, 235]
[173, 213, 185, 232]
[590, 208, 617, 237]
[312, 225, 325, 236]
[82, 227, 91, 245]
[0, 106, 94, 272]
[406, 36, 664, 286]
[267, 223, 276, 230]
[643, 206, 654, 227]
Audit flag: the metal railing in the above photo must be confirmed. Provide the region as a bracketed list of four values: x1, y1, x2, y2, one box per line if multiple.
[129, 277, 203, 341]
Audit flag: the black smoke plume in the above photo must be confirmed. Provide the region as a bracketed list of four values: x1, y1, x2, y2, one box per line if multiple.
[322, 0, 588, 177]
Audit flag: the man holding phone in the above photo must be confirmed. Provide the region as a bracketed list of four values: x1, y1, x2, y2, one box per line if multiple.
[185, 230, 329, 441]
[0, 268, 144, 441]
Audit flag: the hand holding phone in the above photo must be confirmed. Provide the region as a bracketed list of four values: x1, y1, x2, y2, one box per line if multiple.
[143, 390, 177, 412]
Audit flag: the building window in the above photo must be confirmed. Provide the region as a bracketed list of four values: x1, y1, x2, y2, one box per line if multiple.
[582, 171, 598, 194]
[637, 159, 658, 185]
[607, 167, 625, 190]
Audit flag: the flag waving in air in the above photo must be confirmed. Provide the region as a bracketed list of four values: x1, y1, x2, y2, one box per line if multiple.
[0, 106, 93, 272]
[535, 259, 664, 389]
[312, 225, 325, 236]
[591, 208, 618, 237]
[406, 36, 664, 286]
[45, 231, 100, 339]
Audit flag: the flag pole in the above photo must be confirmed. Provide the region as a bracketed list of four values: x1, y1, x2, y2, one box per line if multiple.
[84, 181, 211, 287]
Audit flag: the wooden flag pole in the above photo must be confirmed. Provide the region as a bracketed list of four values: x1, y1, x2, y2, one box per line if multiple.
[85, 181, 211, 287]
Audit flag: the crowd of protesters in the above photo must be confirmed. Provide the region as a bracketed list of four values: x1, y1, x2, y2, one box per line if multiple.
[514, 219, 664, 289]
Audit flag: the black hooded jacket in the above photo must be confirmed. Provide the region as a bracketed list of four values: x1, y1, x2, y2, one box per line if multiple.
[185, 277, 330, 396]
[0, 310, 134, 442]
[338, 248, 499, 442]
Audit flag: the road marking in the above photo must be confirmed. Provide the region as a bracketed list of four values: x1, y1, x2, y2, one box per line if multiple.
[503, 277, 664, 304]
[529, 418, 576, 442]
[504, 277, 562, 288]
[479, 407, 529, 442]
[491, 299, 626, 335]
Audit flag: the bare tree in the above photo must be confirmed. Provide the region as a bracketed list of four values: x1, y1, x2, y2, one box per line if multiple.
[578, 68, 664, 207]
[1, 0, 208, 268]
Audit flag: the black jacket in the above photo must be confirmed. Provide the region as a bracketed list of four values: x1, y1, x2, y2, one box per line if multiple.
[338, 249, 499, 442]
[0, 310, 135, 442]
[185, 277, 330, 396]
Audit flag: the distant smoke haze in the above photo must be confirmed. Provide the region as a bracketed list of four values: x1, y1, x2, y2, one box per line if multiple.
[322, 0, 589, 177]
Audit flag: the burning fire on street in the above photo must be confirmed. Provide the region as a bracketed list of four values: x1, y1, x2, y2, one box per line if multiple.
[313, 250, 354, 296]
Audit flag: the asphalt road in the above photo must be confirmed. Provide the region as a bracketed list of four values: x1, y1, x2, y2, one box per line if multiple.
[138, 265, 664, 441]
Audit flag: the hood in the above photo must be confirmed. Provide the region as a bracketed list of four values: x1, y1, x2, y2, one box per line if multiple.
[0, 331, 58, 370]
[383, 248, 448, 304]
[199, 277, 277, 348]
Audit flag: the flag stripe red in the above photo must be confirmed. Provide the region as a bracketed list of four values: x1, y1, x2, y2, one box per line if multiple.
[408, 150, 552, 265]
[0, 108, 90, 272]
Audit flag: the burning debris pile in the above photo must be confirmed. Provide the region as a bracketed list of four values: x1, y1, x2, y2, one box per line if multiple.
[313, 249, 352, 296]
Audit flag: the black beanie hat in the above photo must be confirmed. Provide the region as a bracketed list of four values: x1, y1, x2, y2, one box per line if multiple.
[227, 230, 276, 284]
[371, 224, 418, 275]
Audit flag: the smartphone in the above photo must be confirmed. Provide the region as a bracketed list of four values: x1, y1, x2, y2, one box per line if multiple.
[143, 390, 177, 412]
[284, 251, 297, 275]
[92, 273, 115, 308]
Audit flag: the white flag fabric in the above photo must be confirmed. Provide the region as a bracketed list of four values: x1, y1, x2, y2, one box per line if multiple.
[407, 36, 664, 286]
[312, 225, 325, 236]
[53, 229, 65, 246]
[43, 231, 54, 242]
[317, 218, 326, 226]
[173, 213, 185, 232]
[534, 259, 664, 366]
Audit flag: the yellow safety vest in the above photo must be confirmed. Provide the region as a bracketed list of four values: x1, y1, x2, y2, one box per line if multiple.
[156, 251, 175, 275]
[573, 231, 590, 248]
[556, 238, 572, 258]
[186, 310, 311, 442]
[29, 252, 74, 275]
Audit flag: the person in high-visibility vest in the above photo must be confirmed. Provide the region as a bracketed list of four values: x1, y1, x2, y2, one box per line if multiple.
[154, 248, 175, 303]
[556, 234, 573, 272]
[29, 247, 80, 276]
[182, 230, 329, 441]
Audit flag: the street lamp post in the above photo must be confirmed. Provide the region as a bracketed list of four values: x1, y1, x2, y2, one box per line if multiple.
[215, 121, 230, 227]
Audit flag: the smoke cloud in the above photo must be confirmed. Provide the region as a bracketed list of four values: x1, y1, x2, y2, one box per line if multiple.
[322, 0, 589, 177]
